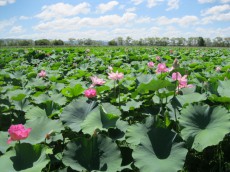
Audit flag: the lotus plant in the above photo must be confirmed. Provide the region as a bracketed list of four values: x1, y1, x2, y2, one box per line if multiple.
[7, 124, 32, 144]
[38, 70, 46, 78]
[108, 71, 124, 80]
[215, 66, 221, 72]
[147, 61, 154, 68]
[172, 72, 193, 91]
[108, 71, 124, 105]
[90, 76, 106, 87]
[108, 66, 113, 71]
[156, 63, 169, 73]
[156, 56, 161, 61]
[84, 88, 97, 98]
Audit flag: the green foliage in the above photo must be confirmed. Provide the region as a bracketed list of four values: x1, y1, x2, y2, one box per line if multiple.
[0, 47, 230, 172]
[62, 134, 122, 172]
[179, 104, 230, 152]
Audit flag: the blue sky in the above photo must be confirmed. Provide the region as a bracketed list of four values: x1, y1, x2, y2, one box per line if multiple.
[0, 0, 229, 40]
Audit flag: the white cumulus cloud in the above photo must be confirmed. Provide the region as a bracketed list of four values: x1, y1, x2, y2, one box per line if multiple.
[220, 0, 230, 3]
[34, 12, 137, 31]
[198, 0, 230, 3]
[198, 0, 215, 3]
[9, 25, 25, 34]
[147, 0, 164, 8]
[126, 7, 136, 12]
[166, 0, 180, 11]
[201, 4, 230, 16]
[35, 2, 91, 21]
[96, 1, 119, 14]
[0, 18, 15, 32]
[155, 15, 199, 26]
[131, 0, 144, 5]
[0, 0, 15, 6]
[202, 12, 230, 24]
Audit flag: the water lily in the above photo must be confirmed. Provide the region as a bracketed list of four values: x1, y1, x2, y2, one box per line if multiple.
[7, 124, 32, 144]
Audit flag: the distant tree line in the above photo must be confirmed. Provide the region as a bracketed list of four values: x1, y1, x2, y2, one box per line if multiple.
[0, 36, 229, 47]
[108, 36, 230, 47]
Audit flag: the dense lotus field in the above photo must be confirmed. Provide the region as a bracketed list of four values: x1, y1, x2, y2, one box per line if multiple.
[0, 46, 230, 172]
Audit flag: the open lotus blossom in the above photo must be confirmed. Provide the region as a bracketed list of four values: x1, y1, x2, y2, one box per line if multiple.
[172, 72, 193, 90]
[147, 61, 154, 68]
[90, 76, 106, 87]
[108, 71, 124, 80]
[84, 88, 97, 98]
[156, 56, 161, 61]
[156, 63, 169, 73]
[215, 66, 221, 72]
[38, 70, 46, 77]
[7, 124, 32, 144]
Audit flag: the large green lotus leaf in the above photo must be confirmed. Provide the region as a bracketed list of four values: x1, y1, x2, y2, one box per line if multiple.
[121, 99, 143, 112]
[32, 93, 50, 104]
[81, 103, 120, 134]
[101, 102, 121, 116]
[24, 116, 64, 144]
[27, 78, 48, 89]
[60, 97, 97, 132]
[62, 134, 122, 172]
[0, 131, 10, 153]
[209, 94, 230, 103]
[25, 106, 47, 120]
[176, 93, 207, 106]
[12, 98, 31, 112]
[218, 80, 230, 97]
[0, 143, 49, 172]
[126, 123, 148, 145]
[128, 125, 187, 172]
[137, 74, 155, 84]
[50, 93, 67, 106]
[179, 104, 230, 152]
[134, 79, 172, 96]
[7, 89, 31, 100]
[61, 84, 84, 98]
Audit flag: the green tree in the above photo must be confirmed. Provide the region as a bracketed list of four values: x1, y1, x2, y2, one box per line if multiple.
[18, 40, 33, 46]
[198, 37, 205, 47]
[52, 39, 64, 46]
[35, 39, 51, 46]
[108, 39, 117, 46]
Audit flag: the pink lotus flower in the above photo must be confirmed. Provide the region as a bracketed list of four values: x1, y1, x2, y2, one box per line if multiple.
[90, 76, 106, 87]
[147, 61, 154, 68]
[7, 124, 32, 144]
[38, 70, 46, 77]
[156, 56, 161, 61]
[108, 71, 124, 80]
[84, 88, 97, 98]
[172, 72, 193, 90]
[156, 63, 169, 73]
[215, 66, 221, 72]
